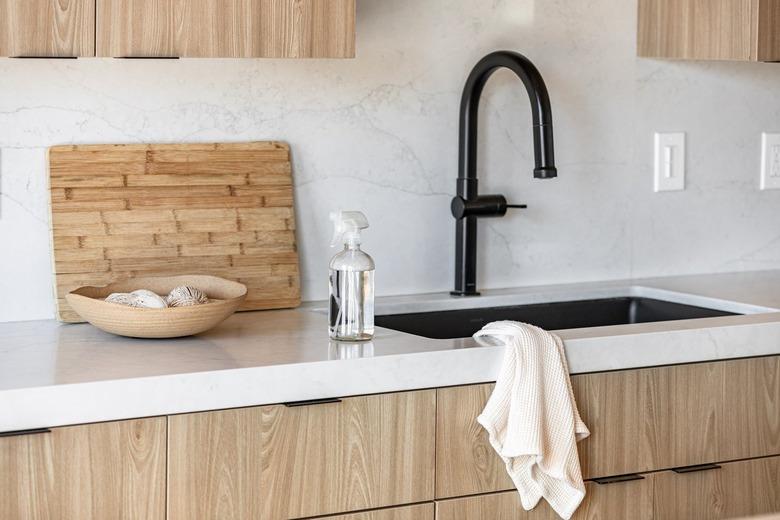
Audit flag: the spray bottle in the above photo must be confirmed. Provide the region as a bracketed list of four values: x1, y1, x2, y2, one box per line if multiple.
[329, 211, 375, 341]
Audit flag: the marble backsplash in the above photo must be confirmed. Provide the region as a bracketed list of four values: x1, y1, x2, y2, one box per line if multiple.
[2, 0, 780, 322]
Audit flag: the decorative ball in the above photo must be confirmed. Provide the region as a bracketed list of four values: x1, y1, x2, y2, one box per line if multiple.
[166, 286, 209, 307]
[130, 289, 169, 308]
[105, 289, 168, 309]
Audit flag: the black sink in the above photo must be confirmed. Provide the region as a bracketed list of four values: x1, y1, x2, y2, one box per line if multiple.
[375, 297, 738, 339]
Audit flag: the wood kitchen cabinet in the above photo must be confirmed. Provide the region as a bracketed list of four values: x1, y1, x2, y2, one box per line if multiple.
[328, 503, 434, 520]
[437, 457, 780, 519]
[436, 356, 780, 499]
[167, 390, 436, 520]
[96, 0, 356, 58]
[637, 0, 780, 61]
[653, 456, 780, 519]
[0, 0, 95, 57]
[0, 418, 166, 520]
[435, 476, 655, 520]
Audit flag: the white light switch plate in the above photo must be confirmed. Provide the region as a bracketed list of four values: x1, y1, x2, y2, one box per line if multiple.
[760, 133, 780, 190]
[654, 132, 685, 192]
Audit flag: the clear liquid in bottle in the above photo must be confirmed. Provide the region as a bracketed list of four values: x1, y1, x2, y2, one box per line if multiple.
[329, 268, 374, 341]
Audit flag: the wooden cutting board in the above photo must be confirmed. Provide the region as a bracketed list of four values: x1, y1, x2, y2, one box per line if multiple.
[48, 141, 300, 322]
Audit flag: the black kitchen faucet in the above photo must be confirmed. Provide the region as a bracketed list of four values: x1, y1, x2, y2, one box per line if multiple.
[451, 50, 557, 296]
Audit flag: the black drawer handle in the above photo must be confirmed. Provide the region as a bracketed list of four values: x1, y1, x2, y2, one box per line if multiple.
[592, 473, 645, 485]
[12, 56, 77, 59]
[0, 428, 51, 438]
[283, 397, 342, 408]
[672, 463, 721, 474]
[116, 56, 180, 60]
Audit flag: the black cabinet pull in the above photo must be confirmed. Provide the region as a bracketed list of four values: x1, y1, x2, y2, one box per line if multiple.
[0, 428, 51, 438]
[116, 56, 180, 60]
[592, 473, 645, 485]
[283, 397, 342, 408]
[12, 56, 77, 59]
[672, 463, 721, 474]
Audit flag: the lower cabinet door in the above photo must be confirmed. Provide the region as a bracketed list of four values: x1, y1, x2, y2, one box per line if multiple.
[0, 418, 166, 520]
[435, 476, 654, 520]
[325, 503, 434, 520]
[168, 390, 436, 520]
[436, 356, 780, 499]
[653, 456, 780, 520]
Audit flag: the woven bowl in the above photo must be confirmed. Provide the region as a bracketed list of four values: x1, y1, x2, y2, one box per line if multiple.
[65, 275, 247, 339]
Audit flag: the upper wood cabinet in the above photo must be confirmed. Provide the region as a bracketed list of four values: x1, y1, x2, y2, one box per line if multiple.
[0, 418, 166, 520]
[638, 0, 780, 61]
[0, 0, 95, 57]
[96, 0, 356, 58]
[168, 390, 436, 520]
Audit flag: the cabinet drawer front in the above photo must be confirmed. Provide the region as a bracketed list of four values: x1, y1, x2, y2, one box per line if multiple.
[435, 477, 653, 520]
[168, 389, 436, 520]
[654, 455, 780, 520]
[326, 503, 434, 520]
[0, 418, 166, 520]
[436, 356, 780, 498]
[96, 0, 355, 58]
[0, 0, 95, 57]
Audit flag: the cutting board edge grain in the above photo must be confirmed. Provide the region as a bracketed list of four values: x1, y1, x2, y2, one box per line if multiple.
[48, 141, 301, 323]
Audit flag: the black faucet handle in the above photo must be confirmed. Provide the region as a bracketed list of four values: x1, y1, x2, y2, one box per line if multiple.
[452, 195, 527, 219]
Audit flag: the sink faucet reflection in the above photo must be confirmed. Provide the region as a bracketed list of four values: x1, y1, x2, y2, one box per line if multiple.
[451, 51, 557, 296]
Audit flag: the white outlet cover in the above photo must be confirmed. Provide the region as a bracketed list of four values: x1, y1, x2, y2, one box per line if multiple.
[654, 132, 685, 192]
[760, 133, 780, 190]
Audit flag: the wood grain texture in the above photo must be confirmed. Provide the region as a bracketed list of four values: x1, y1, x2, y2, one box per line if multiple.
[0, 418, 166, 520]
[573, 367, 650, 481]
[640, 359, 722, 472]
[637, 0, 780, 61]
[168, 390, 436, 520]
[435, 383, 512, 498]
[436, 356, 780, 499]
[720, 356, 780, 460]
[0, 0, 95, 57]
[48, 142, 300, 322]
[653, 456, 780, 519]
[435, 477, 654, 520]
[96, 0, 355, 58]
[326, 503, 434, 520]
[756, 0, 780, 61]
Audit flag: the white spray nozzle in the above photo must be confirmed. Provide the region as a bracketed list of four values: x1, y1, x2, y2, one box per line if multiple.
[330, 210, 369, 247]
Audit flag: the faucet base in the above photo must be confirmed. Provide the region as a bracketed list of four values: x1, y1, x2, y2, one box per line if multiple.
[450, 290, 481, 297]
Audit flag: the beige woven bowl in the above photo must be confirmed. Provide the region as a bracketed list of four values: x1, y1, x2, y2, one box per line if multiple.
[66, 275, 247, 339]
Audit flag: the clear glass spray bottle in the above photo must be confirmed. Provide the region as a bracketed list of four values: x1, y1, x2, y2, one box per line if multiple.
[328, 211, 375, 341]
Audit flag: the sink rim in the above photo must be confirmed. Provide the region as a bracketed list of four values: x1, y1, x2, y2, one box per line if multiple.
[367, 285, 778, 318]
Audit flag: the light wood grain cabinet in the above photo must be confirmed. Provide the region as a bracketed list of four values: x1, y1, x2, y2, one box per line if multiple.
[436, 356, 780, 499]
[653, 456, 780, 519]
[0, 0, 95, 57]
[327, 503, 434, 520]
[168, 390, 436, 520]
[0, 418, 166, 520]
[637, 0, 780, 61]
[435, 476, 655, 520]
[96, 0, 356, 58]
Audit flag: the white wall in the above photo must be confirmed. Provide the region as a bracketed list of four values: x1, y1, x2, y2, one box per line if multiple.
[2, 0, 780, 322]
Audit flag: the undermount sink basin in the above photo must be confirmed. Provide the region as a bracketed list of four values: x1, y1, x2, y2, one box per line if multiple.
[374, 297, 739, 339]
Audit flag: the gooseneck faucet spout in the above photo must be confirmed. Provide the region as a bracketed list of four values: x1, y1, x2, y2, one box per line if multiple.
[451, 51, 557, 296]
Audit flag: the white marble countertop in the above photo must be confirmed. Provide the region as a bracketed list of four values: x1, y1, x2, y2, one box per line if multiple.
[2, 270, 780, 433]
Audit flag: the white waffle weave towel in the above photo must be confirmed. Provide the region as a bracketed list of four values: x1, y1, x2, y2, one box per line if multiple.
[475, 321, 590, 520]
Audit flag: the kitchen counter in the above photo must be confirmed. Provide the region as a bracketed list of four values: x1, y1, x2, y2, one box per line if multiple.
[2, 270, 780, 433]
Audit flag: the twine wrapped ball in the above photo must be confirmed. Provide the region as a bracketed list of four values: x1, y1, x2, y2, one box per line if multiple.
[166, 286, 209, 307]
